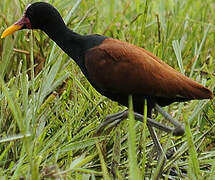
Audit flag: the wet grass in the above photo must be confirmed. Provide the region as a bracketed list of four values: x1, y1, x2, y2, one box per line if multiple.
[0, 0, 215, 179]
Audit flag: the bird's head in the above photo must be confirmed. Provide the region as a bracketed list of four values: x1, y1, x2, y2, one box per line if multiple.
[1, 2, 63, 38]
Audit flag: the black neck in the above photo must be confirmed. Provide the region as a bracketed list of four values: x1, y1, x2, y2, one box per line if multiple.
[43, 23, 85, 63]
[40, 17, 107, 77]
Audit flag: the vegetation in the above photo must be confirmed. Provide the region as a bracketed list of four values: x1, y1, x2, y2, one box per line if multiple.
[0, 0, 214, 179]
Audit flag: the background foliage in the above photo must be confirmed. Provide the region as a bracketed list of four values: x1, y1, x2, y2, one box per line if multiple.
[0, 0, 214, 179]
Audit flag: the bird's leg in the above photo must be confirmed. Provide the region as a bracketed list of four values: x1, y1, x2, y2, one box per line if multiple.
[134, 115, 174, 134]
[155, 104, 185, 136]
[147, 125, 167, 178]
[95, 110, 180, 136]
[147, 124, 165, 158]
[96, 110, 167, 171]
[95, 110, 128, 135]
[95, 109, 174, 177]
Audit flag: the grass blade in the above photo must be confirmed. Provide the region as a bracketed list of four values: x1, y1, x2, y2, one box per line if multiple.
[128, 95, 140, 180]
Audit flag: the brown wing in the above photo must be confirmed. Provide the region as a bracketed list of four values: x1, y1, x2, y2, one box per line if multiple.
[85, 38, 212, 100]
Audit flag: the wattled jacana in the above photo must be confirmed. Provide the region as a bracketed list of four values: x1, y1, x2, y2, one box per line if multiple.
[1, 2, 213, 159]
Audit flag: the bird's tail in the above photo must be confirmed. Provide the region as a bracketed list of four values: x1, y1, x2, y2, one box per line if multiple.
[181, 76, 213, 100]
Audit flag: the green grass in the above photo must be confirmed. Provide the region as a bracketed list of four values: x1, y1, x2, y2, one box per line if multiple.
[0, 0, 215, 179]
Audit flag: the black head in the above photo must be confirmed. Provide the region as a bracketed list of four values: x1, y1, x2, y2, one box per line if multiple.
[25, 2, 65, 30]
[1, 2, 65, 38]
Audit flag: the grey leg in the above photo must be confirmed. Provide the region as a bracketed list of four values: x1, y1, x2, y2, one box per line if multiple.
[96, 110, 181, 136]
[95, 105, 183, 178]
[95, 110, 128, 135]
[147, 125, 165, 158]
[155, 104, 185, 136]
[147, 125, 167, 178]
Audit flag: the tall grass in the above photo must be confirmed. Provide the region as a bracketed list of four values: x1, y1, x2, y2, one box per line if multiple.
[0, 0, 214, 179]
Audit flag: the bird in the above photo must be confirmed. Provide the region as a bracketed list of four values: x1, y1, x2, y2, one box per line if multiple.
[1, 2, 213, 159]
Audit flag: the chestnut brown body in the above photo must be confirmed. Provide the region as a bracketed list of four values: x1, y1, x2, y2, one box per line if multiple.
[85, 38, 212, 115]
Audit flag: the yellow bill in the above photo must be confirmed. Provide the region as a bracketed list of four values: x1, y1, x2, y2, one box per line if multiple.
[1, 24, 22, 39]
